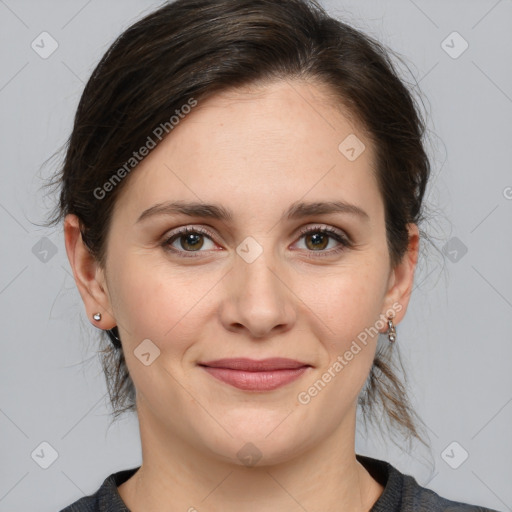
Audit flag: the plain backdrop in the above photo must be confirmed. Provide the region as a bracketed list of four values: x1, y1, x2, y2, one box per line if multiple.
[0, 1, 511, 511]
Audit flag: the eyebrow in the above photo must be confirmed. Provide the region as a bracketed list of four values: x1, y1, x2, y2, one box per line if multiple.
[136, 199, 370, 224]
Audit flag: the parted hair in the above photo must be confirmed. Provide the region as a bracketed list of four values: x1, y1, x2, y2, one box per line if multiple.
[44, 0, 432, 451]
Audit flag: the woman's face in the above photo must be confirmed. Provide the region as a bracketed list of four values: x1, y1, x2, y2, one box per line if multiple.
[69, 79, 418, 465]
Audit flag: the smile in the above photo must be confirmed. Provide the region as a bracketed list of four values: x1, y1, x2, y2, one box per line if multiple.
[198, 358, 312, 391]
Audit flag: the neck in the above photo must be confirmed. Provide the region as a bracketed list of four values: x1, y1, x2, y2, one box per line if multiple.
[118, 401, 384, 512]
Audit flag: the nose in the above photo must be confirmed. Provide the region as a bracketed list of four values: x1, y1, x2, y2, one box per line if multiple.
[219, 249, 296, 339]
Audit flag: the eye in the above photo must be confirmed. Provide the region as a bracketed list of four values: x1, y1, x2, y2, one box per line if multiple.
[162, 226, 218, 257]
[294, 225, 352, 258]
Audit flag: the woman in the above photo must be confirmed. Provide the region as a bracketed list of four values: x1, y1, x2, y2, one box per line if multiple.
[46, 0, 500, 510]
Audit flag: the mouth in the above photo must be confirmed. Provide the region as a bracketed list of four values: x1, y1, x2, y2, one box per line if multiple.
[198, 358, 312, 391]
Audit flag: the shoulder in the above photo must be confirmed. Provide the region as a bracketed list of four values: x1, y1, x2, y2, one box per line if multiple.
[356, 454, 500, 512]
[400, 472, 499, 511]
[58, 466, 139, 512]
[59, 494, 97, 512]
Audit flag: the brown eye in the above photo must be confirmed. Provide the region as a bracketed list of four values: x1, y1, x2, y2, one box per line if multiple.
[304, 231, 330, 251]
[178, 232, 204, 251]
[296, 225, 352, 258]
[163, 226, 216, 256]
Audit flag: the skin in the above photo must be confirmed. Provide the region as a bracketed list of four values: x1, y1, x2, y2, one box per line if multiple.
[64, 79, 419, 512]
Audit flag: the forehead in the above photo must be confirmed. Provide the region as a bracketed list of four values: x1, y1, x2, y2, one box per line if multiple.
[112, 79, 381, 225]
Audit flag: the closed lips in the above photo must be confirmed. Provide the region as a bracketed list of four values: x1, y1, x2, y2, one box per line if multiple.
[199, 358, 312, 391]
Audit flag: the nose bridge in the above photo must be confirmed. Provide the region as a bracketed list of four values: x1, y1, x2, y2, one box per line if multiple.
[241, 237, 276, 286]
[236, 234, 284, 302]
[222, 234, 294, 336]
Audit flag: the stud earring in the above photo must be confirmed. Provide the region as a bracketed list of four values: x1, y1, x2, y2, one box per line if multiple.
[93, 313, 101, 321]
[387, 316, 396, 343]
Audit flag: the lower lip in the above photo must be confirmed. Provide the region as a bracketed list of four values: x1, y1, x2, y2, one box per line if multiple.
[201, 366, 310, 391]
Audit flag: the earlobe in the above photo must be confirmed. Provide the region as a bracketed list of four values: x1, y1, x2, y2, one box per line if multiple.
[63, 214, 116, 329]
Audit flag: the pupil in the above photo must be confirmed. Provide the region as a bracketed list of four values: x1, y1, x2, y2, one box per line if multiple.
[184, 233, 202, 250]
[309, 232, 327, 250]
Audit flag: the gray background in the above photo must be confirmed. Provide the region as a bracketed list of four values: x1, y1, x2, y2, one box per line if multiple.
[0, 0, 511, 511]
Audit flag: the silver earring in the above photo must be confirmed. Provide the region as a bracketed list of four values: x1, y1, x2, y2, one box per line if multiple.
[93, 313, 101, 321]
[387, 316, 396, 343]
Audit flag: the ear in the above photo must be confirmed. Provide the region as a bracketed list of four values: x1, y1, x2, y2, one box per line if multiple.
[63, 214, 116, 330]
[380, 223, 420, 329]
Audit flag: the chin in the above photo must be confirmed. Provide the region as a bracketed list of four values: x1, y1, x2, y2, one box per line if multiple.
[198, 417, 313, 468]
[211, 437, 306, 469]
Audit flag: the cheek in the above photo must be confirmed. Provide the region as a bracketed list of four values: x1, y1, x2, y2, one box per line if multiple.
[300, 269, 386, 408]
[293, 267, 385, 418]
[109, 255, 220, 350]
[297, 262, 387, 347]
[109, 262, 208, 411]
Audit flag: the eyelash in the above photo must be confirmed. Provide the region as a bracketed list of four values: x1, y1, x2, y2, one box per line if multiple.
[162, 225, 352, 259]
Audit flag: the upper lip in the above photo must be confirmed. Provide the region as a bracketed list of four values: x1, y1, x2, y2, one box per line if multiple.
[199, 358, 311, 371]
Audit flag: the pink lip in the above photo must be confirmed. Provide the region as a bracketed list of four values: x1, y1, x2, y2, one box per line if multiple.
[199, 358, 311, 391]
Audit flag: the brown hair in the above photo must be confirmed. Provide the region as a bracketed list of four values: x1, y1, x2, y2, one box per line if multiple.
[43, 0, 432, 451]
